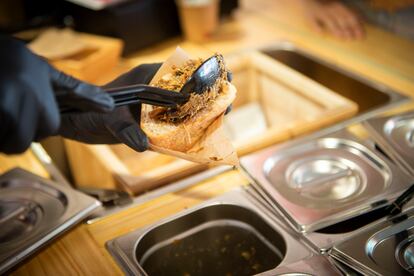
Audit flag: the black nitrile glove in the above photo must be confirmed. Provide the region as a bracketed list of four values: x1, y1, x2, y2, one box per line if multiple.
[0, 35, 114, 154]
[59, 63, 232, 152]
[59, 64, 161, 152]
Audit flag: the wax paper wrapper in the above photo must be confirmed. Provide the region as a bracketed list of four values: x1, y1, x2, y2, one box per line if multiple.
[144, 47, 238, 166]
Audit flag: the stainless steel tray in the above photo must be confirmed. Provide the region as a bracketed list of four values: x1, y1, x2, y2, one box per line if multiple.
[0, 168, 101, 274]
[240, 127, 412, 252]
[106, 187, 341, 276]
[331, 207, 414, 275]
[365, 110, 414, 177]
[260, 42, 408, 119]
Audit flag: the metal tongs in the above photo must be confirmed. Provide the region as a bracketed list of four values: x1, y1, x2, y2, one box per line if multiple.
[386, 183, 414, 217]
[59, 55, 223, 114]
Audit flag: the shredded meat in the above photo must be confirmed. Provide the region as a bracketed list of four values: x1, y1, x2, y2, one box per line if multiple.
[149, 54, 228, 124]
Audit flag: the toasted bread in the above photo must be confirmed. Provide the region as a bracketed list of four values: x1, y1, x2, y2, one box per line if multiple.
[141, 81, 236, 152]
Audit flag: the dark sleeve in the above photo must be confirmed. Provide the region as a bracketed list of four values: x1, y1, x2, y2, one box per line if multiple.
[0, 84, 38, 154]
[0, 35, 38, 154]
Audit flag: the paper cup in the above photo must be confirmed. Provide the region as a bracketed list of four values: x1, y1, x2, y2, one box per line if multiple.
[176, 0, 219, 42]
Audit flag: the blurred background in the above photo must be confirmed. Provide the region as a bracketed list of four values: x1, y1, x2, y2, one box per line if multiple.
[0, 0, 238, 55]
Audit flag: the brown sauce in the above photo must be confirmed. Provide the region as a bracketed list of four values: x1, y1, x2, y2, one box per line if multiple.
[141, 225, 282, 276]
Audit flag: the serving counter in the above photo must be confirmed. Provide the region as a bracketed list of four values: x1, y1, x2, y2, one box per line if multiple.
[6, 0, 414, 274]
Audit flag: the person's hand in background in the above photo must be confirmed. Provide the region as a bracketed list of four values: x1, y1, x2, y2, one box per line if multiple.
[299, 0, 365, 40]
[58, 64, 161, 152]
[0, 35, 114, 154]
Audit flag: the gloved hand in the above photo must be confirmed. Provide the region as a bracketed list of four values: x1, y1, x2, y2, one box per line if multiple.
[59, 63, 232, 152]
[0, 35, 114, 154]
[59, 64, 161, 152]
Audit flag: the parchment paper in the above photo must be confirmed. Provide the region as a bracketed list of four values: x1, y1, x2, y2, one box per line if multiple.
[145, 47, 238, 166]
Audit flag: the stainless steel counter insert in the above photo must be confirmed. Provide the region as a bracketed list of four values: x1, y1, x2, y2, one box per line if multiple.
[107, 187, 342, 276]
[0, 168, 101, 274]
[331, 208, 414, 275]
[261, 43, 408, 116]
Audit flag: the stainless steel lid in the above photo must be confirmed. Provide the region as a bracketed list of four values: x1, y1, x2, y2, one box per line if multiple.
[365, 110, 414, 177]
[263, 138, 389, 209]
[241, 129, 412, 234]
[331, 208, 414, 275]
[0, 199, 42, 245]
[0, 178, 68, 246]
[0, 168, 101, 274]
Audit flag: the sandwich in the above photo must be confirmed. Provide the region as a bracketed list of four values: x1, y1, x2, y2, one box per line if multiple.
[141, 55, 237, 152]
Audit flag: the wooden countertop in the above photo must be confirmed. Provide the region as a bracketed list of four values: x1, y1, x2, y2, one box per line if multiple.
[0, 151, 48, 178]
[8, 0, 414, 274]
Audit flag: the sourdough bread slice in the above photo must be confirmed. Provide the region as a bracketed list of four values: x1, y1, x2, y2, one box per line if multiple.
[141, 81, 236, 152]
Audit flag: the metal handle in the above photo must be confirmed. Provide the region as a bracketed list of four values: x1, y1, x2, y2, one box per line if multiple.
[297, 169, 354, 190]
[0, 201, 36, 227]
[31, 143, 72, 188]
